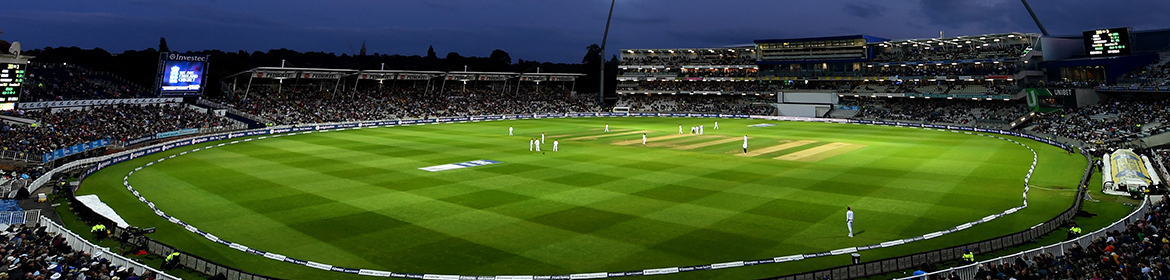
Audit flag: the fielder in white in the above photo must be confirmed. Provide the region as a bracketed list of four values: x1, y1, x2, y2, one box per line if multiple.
[553, 140, 559, 152]
[541, 133, 545, 144]
[509, 126, 513, 136]
[642, 133, 647, 145]
[847, 207, 854, 237]
[605, 123, 609, 132]
[700, 125, 704, 135]
[742, 135, 748, 154]
[714, 121, 719, 129]
[679, 125, 683, 135]
[529, 138, 534, 151]
[535, 140, 541, 152]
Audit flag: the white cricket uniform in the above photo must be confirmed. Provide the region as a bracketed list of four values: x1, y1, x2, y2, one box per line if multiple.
[542, 134, 545, 144]
[847, 210, 854, 237]
[529, 140, 534, 151]
[743, 136, 748, 153]
[642, 134, 647, 145]
[509, 126, 513, 136]
[536, 141, 541, 152]
[605, 124, 609, 132]
[553, 141, 559, 152]
[700, 125, 704, 135]
[714, 122, 719, 129]
[679, 125, 683, 135]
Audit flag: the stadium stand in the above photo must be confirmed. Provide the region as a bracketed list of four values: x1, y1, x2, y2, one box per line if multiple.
[21, 63, 153, 102]
[213, 85, 599, 125]
[1, 104, 234, 156]
[1116, 52, 1170, 87]
[613, 95, 775, 115]
[919, 197, 1170, 280]
[0, 223, 164, 280]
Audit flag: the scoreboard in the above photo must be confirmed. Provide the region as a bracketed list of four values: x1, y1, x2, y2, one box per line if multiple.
[0, 62, 25, 111]
[155, 52, 209, 97]
[1083, 27, 1132, 57]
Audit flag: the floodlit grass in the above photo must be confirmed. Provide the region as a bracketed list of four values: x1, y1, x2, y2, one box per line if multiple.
[76, 118, 1086, 279]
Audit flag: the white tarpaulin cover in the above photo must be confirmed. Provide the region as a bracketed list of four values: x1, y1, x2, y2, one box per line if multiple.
[76, 194, 130, 227]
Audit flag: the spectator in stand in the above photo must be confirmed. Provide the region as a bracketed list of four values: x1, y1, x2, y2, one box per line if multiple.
[0, 224, 160, 280]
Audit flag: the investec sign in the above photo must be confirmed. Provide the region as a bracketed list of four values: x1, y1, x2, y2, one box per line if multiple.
[167, 53, 209, 62]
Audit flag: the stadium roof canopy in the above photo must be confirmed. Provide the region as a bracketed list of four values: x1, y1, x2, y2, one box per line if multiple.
[223, 67, 359, 80]
[619, 47, 757, 55]
[754, 34, 890, 44]
[871, 33, 1040, 48]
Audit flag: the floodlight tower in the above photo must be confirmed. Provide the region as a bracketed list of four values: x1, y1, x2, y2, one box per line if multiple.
[599, 0, 615, 106]
[1020, 0, 1050, 36]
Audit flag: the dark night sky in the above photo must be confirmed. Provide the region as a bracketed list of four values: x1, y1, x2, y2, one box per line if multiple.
[3, 0, 1169, 63]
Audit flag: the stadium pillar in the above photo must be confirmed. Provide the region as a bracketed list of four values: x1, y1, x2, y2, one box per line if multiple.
[599, 0, 615, 106]
[243, 76, 254, 101]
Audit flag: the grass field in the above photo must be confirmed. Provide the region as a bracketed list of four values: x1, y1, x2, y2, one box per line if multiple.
[77, 117, 1088, 279]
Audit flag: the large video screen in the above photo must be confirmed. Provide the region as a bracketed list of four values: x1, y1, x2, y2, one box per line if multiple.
[161, 61, 204, 91]
[0, 103, 14, 111]
[155, 52, 209, 97]
[1083, 27, 1132, 57]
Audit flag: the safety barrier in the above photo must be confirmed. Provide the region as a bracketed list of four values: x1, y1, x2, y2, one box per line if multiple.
[34, 113, 1086, 279]
[39, 216, 182, 280]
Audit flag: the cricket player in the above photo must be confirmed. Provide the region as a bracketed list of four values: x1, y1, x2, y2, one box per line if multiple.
[529, 138, 534, 151]
[679, 125, 683, 135]
[535, 139, 541, 152]
[642, 133, 647, 145]
[847, 207, 854, 237]
[742, 135, 748, 154]
[605, 123, 609, 132]
[553, 140, 559, 152]
[509, 126, 513, 136]
[700, 125, 704, 135]
[714, 121, 719, 129]
[541, 133, 545, 144]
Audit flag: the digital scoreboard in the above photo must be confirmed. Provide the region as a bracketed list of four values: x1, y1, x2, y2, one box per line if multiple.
[1083, 27, 1132, 57]
[155, 52, 209, 97]
[0, 62, 25, 111]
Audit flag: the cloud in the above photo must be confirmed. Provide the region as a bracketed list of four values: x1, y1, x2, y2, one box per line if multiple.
[843, 2, 885, 19]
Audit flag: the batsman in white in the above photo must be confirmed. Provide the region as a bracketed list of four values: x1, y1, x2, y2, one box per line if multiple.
[509, 126, 513, 136]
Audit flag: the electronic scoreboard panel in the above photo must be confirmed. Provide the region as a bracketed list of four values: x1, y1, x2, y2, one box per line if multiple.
[1083, 27, 1132, 57]
[0, 62, 25, 111]
[154, 52, 209, 97]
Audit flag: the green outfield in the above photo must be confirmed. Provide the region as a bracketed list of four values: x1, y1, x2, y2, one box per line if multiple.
[77, 117, 1087, 279]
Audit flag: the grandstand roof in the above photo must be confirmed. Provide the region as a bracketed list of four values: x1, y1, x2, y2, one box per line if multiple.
[224, 67, 359, 80]
[872, 33, 1038, 48]
[754, 35, 889, 44]
[620, 47, 757, 54]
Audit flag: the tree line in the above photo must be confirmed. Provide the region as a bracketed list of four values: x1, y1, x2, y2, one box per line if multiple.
[22, 38, 619, 97]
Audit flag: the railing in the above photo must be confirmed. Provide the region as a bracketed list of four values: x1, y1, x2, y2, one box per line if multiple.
[39, 216, 182, 280]
[67, 192, 278, 280]
[0, 150, 40, 163]
[894, 195, 1163, 280]
[761, 148, 1095, 280]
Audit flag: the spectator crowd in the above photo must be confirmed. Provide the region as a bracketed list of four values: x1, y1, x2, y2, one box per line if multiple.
[213, 85, 600, 125]
[0, 223, 162, 280]
[1, 104, 234, 157]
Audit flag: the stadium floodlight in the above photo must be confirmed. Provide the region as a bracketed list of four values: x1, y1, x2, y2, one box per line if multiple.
[599, 0, 615, 106]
